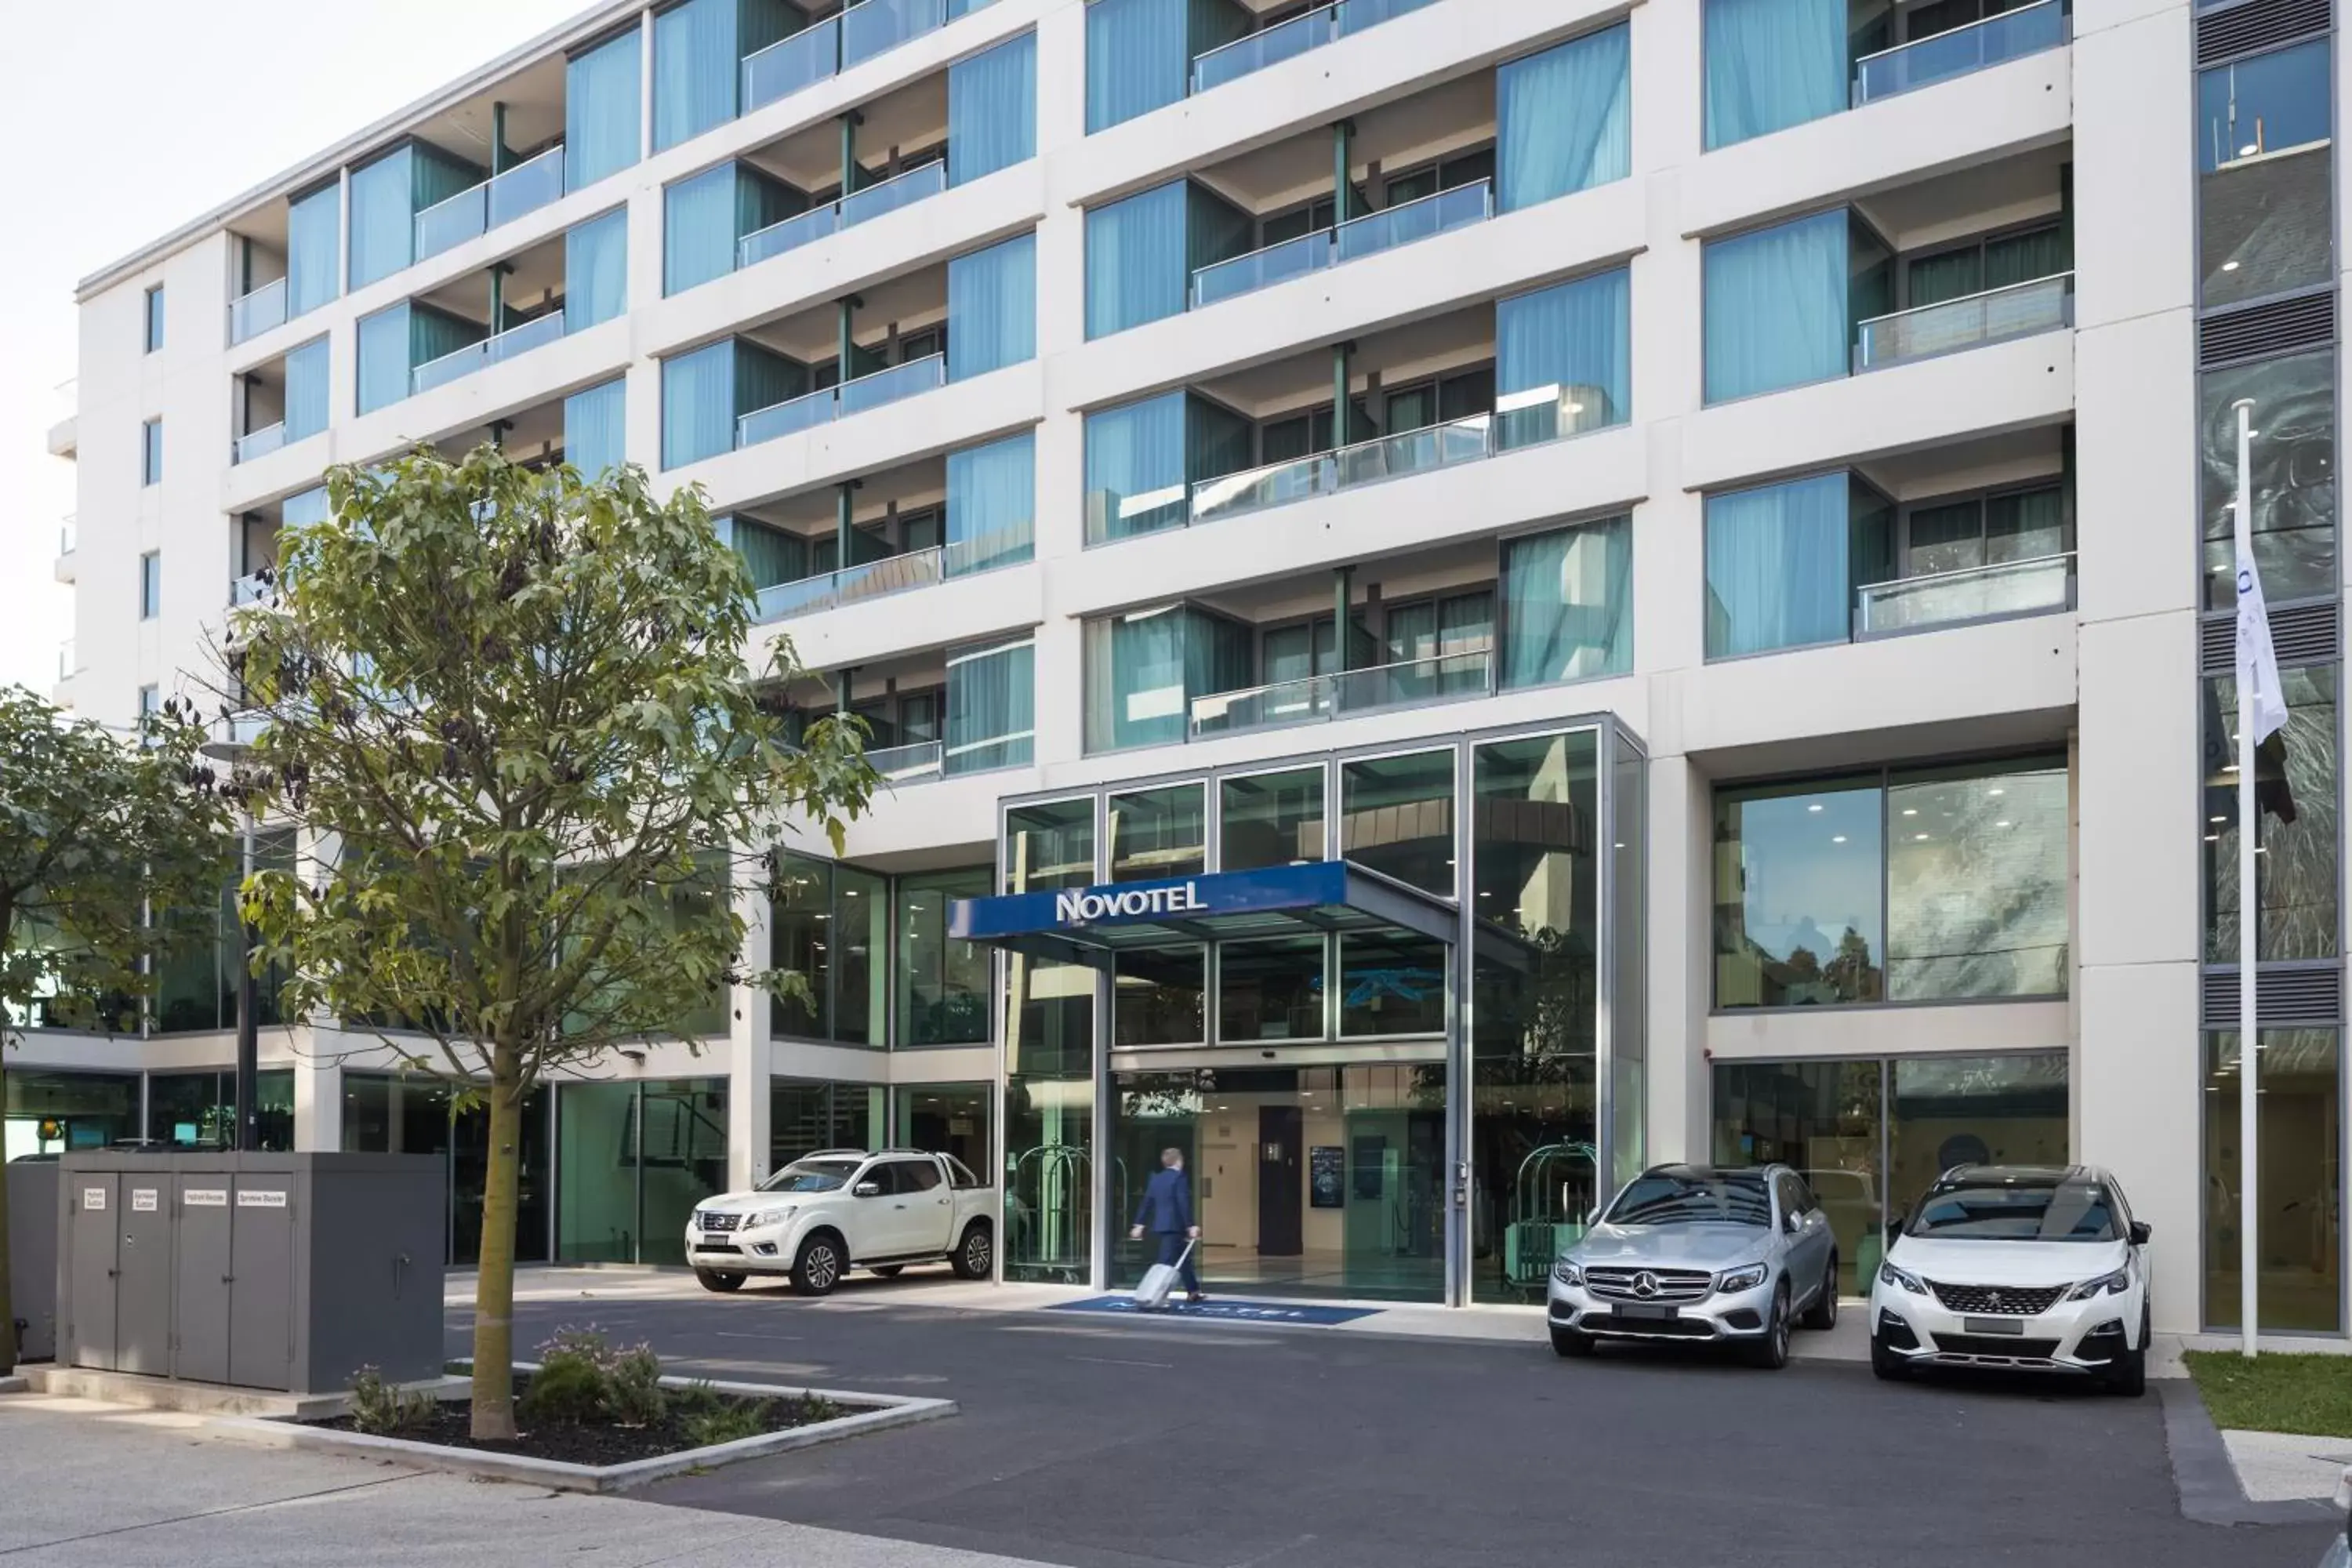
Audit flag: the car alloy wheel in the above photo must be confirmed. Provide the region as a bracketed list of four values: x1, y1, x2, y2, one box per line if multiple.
[796, 1238, 843, 1295]
[964, 1227, 991, 1276]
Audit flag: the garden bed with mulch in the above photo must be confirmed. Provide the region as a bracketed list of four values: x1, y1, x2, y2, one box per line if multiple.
[310, 1378, 844, 1466]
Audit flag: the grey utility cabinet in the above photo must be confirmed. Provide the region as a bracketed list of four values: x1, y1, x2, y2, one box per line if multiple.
[58, 1152, 444, 1392]
[7, 1159, 60, 1363]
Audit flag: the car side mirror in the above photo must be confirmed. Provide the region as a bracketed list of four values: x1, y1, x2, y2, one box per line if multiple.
[1783, 1211, 1802, 1234]
[854, 1181, 883, 1197]
[2129, 1220, 2152, 1246]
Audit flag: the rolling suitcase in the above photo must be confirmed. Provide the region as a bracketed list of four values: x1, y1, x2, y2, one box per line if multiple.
[1133, 1239, 1197, 1311]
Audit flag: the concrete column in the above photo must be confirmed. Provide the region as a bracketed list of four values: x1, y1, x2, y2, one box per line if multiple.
[638, 9, 656, 162]
[727, 870, 775, 1189]
[292, 1056, 343, 1152]
[1644, 753, 1708, 1167]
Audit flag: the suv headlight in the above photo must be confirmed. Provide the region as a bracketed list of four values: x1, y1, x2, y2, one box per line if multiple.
[2064, 1266, 2130, 1301]
[1715, 1262, 1769, 1294]
[1878, 1260, 1927, 1296]
[1552, 1259, 1584, 1287]
[746, 1207, 795, 1230]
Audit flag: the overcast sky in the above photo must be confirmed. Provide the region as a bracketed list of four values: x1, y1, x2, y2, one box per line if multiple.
[0, 0, 588, 696]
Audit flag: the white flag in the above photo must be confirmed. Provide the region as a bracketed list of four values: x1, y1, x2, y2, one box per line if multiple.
[2235, 544, 2289, 746]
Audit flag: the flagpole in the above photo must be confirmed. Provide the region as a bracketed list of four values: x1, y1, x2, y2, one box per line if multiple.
[2234, 394, 2259, 1359]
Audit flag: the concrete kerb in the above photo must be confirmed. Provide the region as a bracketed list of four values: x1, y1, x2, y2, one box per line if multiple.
[2158, 1376, 2338, 1527]
[20, 1363, 468, 1419]
[0, 1374, 26, 1396]
[208, 1367, 958, 1494]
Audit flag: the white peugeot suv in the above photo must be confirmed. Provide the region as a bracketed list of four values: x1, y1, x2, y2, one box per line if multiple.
[1870, 1164, 2152, 1396]
[687, 1149, 996, 1296]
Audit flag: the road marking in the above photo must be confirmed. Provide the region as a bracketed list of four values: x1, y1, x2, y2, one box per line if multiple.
[996, 1324, 1281, 1347]
[711, 1330, 806, 1342]
[1070, 1355, 1175, 1370]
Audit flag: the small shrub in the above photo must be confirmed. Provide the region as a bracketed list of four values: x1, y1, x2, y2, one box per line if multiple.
[347, 1366, 434, 1436]
[792, 1393, 843, 1424]
[668, 1380, 724, 1419]
[517, 1354, 609, 1425]
[680, 1397, 771, 1448]
[607, 1344, 666, 1428]
[517, 1325, 668, 1428]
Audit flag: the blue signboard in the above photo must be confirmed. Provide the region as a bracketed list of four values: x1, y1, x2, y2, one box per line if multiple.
[949, 861, 1352, 942]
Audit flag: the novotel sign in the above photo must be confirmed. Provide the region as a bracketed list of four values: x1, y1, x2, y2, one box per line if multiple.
[949, 861, 1355, 944]
[1054, 882, 1207, 924]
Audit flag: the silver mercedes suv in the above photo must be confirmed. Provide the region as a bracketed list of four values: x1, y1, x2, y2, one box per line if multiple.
[1547, 1163, 1842, 1369]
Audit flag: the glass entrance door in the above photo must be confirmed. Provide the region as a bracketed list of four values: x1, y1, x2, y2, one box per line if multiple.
[1109, 1062, 1445, 1303]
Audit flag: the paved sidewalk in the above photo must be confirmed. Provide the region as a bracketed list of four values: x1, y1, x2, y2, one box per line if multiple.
[2225, 1428, 2352, 1504]
[0, 1393, 1057, 1567]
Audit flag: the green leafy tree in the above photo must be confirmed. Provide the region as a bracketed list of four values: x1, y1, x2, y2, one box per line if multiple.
[0, 688, 230, 1374]
[227, 448, 873, 1439]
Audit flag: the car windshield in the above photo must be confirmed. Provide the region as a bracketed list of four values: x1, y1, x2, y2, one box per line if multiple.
[757, 1158, 863, 1193]
[1907, 1181, 2120, 1242]
[1604, 1171, 1773, 1228]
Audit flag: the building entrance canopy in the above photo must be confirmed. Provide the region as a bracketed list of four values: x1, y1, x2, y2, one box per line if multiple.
[948, 860, 1462, 967]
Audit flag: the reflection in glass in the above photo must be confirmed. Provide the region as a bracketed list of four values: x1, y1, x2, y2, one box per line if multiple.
[1711, 1059, 1883, 1297]
[1109, 784, 1207, 882]
[771, 1079, 884, 1167]
[1005, 799, 1095, 892]
[769, 854, 830, 1039]
[1886, 1054, 2067, 1217]
[1115, 946, 1206, 1045]
[2204, 1030, 2342, 1332]
[2199, 350, 2335, 612]
[1885, 757, 2069, 1000]
[895, 866, 991, 1047]
[2198, 40, 2333, 307]
[1714, 776, 1884, 1007]
[895, 1082, 993, 1173]
[557, 1080, 644, 1263]
[1221, 768, 1326, 871]
[1339, 931, 1446, 1037]
[1704, 473, 1854, 657]
[1341, 750, 1457, 895]
[2203, 666, 2340, 962]
[1219, 936, 1327, 1042]
[340, 1074, 550, 1265]
[638, 1078, 729, 1265]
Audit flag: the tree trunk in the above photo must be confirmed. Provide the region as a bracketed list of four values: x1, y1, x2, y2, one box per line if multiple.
[469, 1054, 524, 1440]
[0, 1054, 16, 1375]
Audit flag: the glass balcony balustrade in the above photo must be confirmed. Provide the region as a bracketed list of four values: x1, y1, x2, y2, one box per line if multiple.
[736, 162, 944, 273]
[409, 310, 568, 396]
[1854, 553, 2076, 637]
[1189, 646, 1495, 738]
[57, 638, 76, 679]
[1854, 272, 2073, 371]
[58, 514, 77, 556]
[753, 519, 1033, 623]
[840, 160, 947, 228]
[739, 205, 840, 268]
[1189, 410, 1496, 525]
[737, 354, 946, 447]
[1191, 181, 1490, 309]
[1190, 0, 1436, 93]
[1853, 0, 2068, 105]
[228, 278, 288, 347]
[866, 739, 945, 781]
[232, 423, 289, 466]
[414, 145, 568, 262]
[739, 0, 1000, 116]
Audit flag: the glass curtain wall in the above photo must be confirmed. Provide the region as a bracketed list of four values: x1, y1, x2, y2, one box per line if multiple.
[145, 1069, 295, 1151]
[1500, 517, 1632, 685]
[948, 31, 1037, 185]
[1, 1071, 139, 1160]
[555, 1077, 729, 1264]
[771, 1079, 886, 1167]
[1496, 23, 1631, 212]
[2198, 348, 2335, 613]
[1341, 750, 1457, 895]
[1496, 267, 1631, 445]
[946, 234, 1037, 381]
[2202, 666, 2339, 964]
[151, 828, 294, 1035]
[771, 853, 890, 1044]
[1004, 800, 1098, 1282]
[2204, 1029, 2342, 1333]
[567, 27, 644, 193]
[2197, 38, 2332, 309]
[1222, 767, 1327, 871]
[340, 1074, 552, 1265]
[896, 1083, 993, 1172]
[897, 867, 993, 1047]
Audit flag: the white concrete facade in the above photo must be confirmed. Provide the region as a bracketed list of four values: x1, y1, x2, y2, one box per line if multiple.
[33, 0, 2327, 1327]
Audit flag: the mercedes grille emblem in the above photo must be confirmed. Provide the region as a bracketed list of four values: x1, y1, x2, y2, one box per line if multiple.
[1632, 1271, 1661, 1299]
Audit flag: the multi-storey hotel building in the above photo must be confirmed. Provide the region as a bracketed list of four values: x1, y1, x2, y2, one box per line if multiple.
[20, 0, 2346, 1330]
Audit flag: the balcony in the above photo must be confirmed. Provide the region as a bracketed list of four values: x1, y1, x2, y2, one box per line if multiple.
[57, 638, 76, 679]
[739, 354, 944, 447]
[1855, 553, 2075, 638]
[1190, 410, 1510, 526]
[866, 738, 945, 782]
[414, 145, 568, 262]
[234, 423, 289, 465]
[1192, 180, 1492, 309]
[741, 0, 1000, 118]
[1855, 273, 2073, 372]
[1852, 0, 2068, 107]
[737, 160, 946, 269]
[755, 520, 1032, 621]
[228, 278, 288, 346]
[54, 515, 75, 584]
[411, 310, 568, 395]
[1191, 648, 1494, 739]
[1190, 0, 1439, 95]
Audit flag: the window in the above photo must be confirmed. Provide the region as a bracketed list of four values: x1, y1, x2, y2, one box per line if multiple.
[1219, 936, 1326, 1041]
[137, 684, 159, 722]
[1083, 180, 1252, 339]
[1496, 23, 1631, 211]
[2202, 665, 2338, 963]
[654, 0, 800, 152]
[946, 431, 1036, 570]
[1222, 768, 1325, 871]
[1084, 391, 1251, 543]
[565, 209, 630, 332]
[283, 336, 330, 444]
[665, 161, 804, 296]
[661, 338, 807, 468]
[1714, 774, 1883, 1007]
[945, 635, 1035, 773]
[770, 1081, 883, 1168]
[2204, 1030, 2341, 1332]
[143, 285, 165, 353]
[1082, 604, 1252, 752]
[895, 867, 991, 1047]
[1114, 946, 1207, 1045]
[948, 31, 1037, 185]
[1705, 472, 1886, 658]
[348, 143, 482, 290]
[1501, 516, 1632, 685]
[1703, 0, 1848, 150]
[1086, 0, 1249, 132]
[946, 233, 1036, 381]
[1341, 750, 1457, 896]
[564, 378, 628, 481]
[2198, 349, 2334, 613]
[1704, 210, 1887, 404]
[285, 183, 341, 319]
[567, 27, 643, 193]
[140, 419, 163, 485]
[138, 552, 161, 619]
[1005, 798, 1095, 893]
[1904, 222, 2069, 309]
[1496, 268, 1631, 446]
[770, 853, 887, 1044]
[2198, 39, 2333, 307]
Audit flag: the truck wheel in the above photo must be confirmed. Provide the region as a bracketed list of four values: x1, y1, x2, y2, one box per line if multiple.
[792, 1233, 847, 1296]
[695, 1269, 745, 1293]
[950, 1221, 993, 1279]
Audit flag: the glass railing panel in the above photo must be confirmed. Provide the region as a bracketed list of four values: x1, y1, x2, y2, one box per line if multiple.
[1192, 5, 1333, 93]
[233, 423, 289, 466]
[230, 568, 277, 607]
[837, 354, 945, 415]
[1192, 231, 1332, 307]
[57, 638, 75, 678]
[1333, 179, 1490, 264]
[1334, 647, 1494, 713]
[739, 387, 834, 447]
[415, 184, 489, 261]
[1852, 0, 2067, 105]
[944, 520, 1035, 576]
[1190, 673, 1337, 739]
[227, 278, 288, 346]
[412, 339, 490, 396]
[1335, 0, 1439, 34]
[840, 160, 946, 228]
[944, 730, 1031, 775]
[488, 146, 567, 227]
[1855, 272, 2073, 369]
[1854, 554, 2075, 637]
[1333, 413, 1492, 488]
[842, 0, 946, 67]
[744, 17, 841, 111]
[59, 515, 76, 555]
[485, 312, 566, 367]
[868, 739, 946, 781]
[1189, 455, 1338, 524]
[741, 205, 839, 267]
[759, 549, 949, 619]
[1494, 383, 1618, 451]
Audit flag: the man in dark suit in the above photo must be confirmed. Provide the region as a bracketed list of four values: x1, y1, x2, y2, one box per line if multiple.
[1131, 1146, 1204, 1303]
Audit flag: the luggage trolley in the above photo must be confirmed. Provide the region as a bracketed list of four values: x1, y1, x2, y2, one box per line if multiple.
[1007, 1148, 1129, 1283]
[1503, 1142, 1598, 1289]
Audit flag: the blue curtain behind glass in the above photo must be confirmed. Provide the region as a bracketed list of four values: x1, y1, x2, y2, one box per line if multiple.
[286, 184, 340, 319]
[568, 29, 643, 192]
[566, 209, 630, 331]
[1703, 209, 1847, 404]
[347, 147, 415, 290]
[282, 486, 330, 528]
[947, 233, 1036, 380]
[663, 340, 738, 469]
[949, 31, 1037, 185]
[355, 303, 412, 415]
[1087, 0, 1188, 132]
[665, 163, 739, 296]
[946, 638, 1035, 771]
[947, 432, 1036, 567]
[1501, 515, 1631, 687]
[1704, 474, 1849, 657]
[408, 303, 481, 369]
[283, 337, 330, 441]
[1085, 181, 1189, 339]
[1704, 0, 1846, 151]
[1497, 23, 1631, 212]
[1087, 608, 1186, 751]
[566, 377, 630, 478]
[411, 143, 483, 212]
[1084, 392, 1188, 543]
[1497, 267, 1631, 432]
[655, 0, 736, 153]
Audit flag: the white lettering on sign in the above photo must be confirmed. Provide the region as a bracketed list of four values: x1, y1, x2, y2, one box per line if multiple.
[185, 1189, 228, 1207]
[1054, 882, 1208, 926]
[82, 1187, 106, 1211]
[237, 1189, 289, 1208]
[132, 1189, 158, 1212]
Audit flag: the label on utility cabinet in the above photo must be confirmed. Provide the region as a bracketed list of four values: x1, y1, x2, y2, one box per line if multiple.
[237, 1189, 288, 1208]
[131, 1189, 158, 1212]
[81, 1187, 105, 1211]
[184, 1189, 227, 1207]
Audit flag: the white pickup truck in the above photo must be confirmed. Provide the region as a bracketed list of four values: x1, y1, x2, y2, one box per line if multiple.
[685, 1149, 995, 1295]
